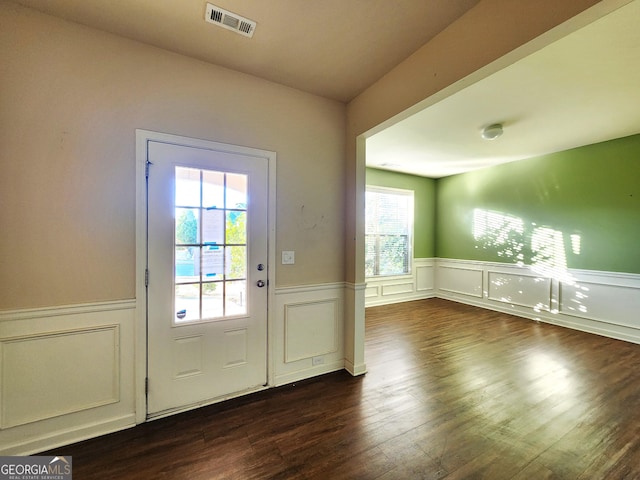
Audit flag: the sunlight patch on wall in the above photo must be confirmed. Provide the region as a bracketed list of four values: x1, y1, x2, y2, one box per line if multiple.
[473, 209, 524, 263]
[473, 208, 590, 313]
[570, 234, 581, 255]
[530, 226, 570, 283]
[473, 208, 582, 282]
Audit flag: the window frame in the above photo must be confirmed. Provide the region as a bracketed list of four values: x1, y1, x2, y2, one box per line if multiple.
[365, 185, 415, 278]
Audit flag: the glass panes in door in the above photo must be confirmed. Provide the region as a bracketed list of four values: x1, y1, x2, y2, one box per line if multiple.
[174, 166, 248, 323]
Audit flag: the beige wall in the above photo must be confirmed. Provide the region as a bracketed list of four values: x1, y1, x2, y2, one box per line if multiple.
[0, 2, 346, 310]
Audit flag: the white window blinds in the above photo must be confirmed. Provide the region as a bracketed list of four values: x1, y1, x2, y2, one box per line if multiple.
[365, 187, 413, 277]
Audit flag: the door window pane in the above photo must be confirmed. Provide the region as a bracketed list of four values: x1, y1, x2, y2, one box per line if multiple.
[202, 208, 224, 245]
[176, 167, 201, 207]
[227, 246, 246, 279]
[176, 208, 200, 245]
[175, 247, 199, 283]
[225, 280, 247, 316]
[226, 211, 246, 244]
[175, 283, 200, 323]
[202, 246, 224, 279]
[202, 282, 223, 319]
[226, 173, 247, 208]
[174, 167, 249, 324]
[202, 170, 225, 209]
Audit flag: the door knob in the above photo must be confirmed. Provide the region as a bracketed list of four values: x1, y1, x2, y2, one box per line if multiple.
[256, 280, 265, 288]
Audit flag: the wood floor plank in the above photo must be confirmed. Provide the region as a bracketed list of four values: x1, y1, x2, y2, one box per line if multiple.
[41, 298, 640, 479]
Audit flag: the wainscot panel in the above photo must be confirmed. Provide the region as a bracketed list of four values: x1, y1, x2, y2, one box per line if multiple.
[382, 282, 413, 296]
[438, 264, 483, 298]
[365, 258, 436, 307]
[0, 300, 136, 455]
[416, 264, 435, 292]
[436, 259, 640, 344]
[284, 300, 338, 363]
[274, 283, 345, 386]
[559, 276, 640, 330]
[487, 271, 552, 311]
[1, 326, 120, 428]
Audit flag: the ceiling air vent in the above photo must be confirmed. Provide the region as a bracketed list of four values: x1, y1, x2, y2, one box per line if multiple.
[205, 3, 256, 38]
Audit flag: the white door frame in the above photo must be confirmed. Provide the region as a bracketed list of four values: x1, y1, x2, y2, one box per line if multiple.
[135, 129, 276, 423]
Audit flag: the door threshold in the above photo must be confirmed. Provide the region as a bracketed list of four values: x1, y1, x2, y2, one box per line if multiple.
[146, 383, 270, 422]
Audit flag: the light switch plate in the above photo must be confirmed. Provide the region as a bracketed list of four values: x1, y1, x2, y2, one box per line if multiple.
[282, 251, 295, 265]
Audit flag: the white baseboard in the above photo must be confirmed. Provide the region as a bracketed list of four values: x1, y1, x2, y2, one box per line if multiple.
[2, 415, 136, 456]
[344, 359, 368, 376]
[274, 360, 345, 387]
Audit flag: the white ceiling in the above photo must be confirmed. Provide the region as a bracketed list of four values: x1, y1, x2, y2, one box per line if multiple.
[366, 0, 640, 178]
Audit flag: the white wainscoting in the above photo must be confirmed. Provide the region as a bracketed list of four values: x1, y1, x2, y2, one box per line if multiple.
[436, 259, 640, 344]
[0, 300, 136, 455]
[365, 258, 436, 307]
[273, 283, 345, 386]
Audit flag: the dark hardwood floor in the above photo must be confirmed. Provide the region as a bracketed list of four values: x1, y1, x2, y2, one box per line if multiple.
[44, 298, 640, 479]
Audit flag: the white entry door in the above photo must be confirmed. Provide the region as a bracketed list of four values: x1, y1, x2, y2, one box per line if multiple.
[146, 139, 269, 417]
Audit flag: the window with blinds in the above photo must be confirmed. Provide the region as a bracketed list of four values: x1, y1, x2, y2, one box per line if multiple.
[365, 186, 414, 277]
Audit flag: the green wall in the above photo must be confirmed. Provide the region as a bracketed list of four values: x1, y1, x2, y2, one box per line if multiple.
[366, 168, 436, 258]
[436, 134, 640, 274]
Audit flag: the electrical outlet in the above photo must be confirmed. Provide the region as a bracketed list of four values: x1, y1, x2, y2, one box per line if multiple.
[312, 355, 324, 366]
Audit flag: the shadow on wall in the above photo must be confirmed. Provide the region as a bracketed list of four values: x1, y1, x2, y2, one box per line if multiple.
[472, 208, 589, 315]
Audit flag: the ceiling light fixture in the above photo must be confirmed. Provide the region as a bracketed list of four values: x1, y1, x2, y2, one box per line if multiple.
[481, 123, 503, 140]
